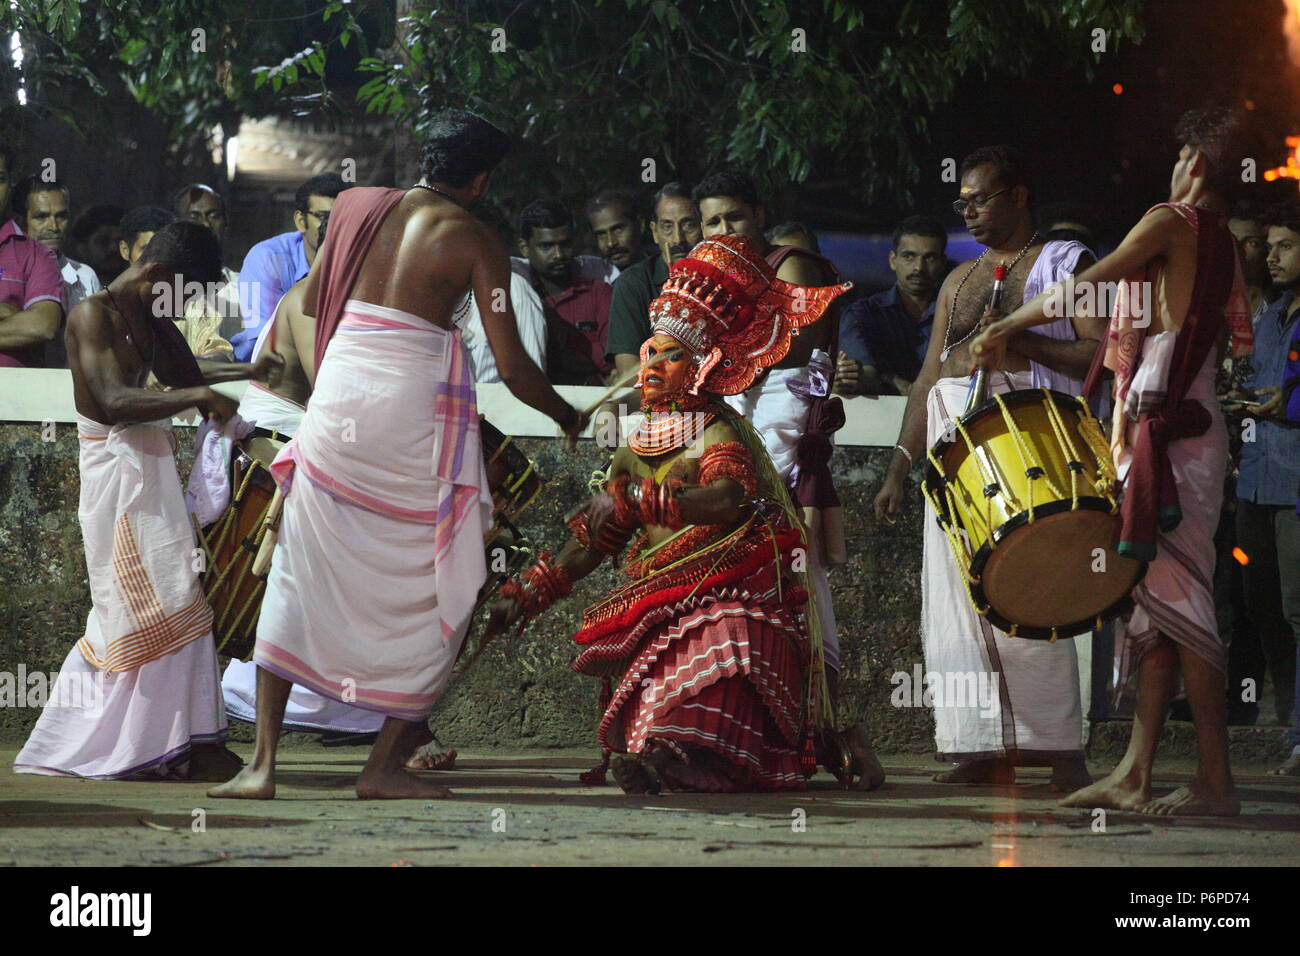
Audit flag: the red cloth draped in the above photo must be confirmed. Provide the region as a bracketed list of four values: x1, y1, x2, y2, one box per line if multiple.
[1082, 203, 1240, 561]
[309, 186, 407, 371]
[764, 244, 845, 509]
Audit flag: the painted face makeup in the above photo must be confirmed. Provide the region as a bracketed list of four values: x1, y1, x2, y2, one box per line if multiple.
[638, 332, 696, 407]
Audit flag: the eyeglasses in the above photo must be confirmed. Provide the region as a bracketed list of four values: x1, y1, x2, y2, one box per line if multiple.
[307, 209, 331, 224]
[952, 187, 1011, 217]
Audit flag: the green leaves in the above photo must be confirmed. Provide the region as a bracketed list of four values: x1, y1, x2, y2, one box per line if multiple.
[6, 0, 1146, 212]
[253, 45, 325, 93]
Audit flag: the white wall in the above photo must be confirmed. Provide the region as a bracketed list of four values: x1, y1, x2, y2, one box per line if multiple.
[0, 369, 907, 446]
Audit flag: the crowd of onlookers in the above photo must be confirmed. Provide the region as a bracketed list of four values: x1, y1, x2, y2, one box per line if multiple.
[0, 145, 1097, 395]
[0, 144, 1295, 747]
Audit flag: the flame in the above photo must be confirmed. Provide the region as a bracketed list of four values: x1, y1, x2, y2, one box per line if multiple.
[1287, 0, 1300, 69]
[1263, 135, 1300, 182]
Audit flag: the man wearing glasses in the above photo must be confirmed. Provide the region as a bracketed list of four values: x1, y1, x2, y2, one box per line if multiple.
[233, 173, 352, 362]
[875, 145, 1104, 791]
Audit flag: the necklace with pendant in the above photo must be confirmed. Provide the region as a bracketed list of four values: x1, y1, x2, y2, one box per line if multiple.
[940, 231, 1039, 362]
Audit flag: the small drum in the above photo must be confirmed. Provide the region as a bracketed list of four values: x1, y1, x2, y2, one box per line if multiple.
[480, 416, 543, 546]
[923, 388, 1144, 640]
[200, 433, 285, 660]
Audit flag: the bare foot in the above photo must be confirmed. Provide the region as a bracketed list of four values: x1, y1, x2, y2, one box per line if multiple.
[1048, 755, 1093, 793]
[1139, 782, 1240, 817]
[841, 725, 886, 791]
[1057, 766, 1147, 811]
[187, 745, 244, 783]
[1272, 753, 1300, 776]
[405, 745, 457, 772]
[355, 767, 453, 799]
[934, 758, 1015, 785]
[208, 763, 275, 800]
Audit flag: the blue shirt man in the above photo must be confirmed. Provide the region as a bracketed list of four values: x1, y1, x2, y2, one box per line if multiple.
[232, 173, 350, 361]
[835, 215, 948, 396]
[233, 231, 309, 361]
[1237, 290, 1300, 506]
[1233, 213, 1300, 736]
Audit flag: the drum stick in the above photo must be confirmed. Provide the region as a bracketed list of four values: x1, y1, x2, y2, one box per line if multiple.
[580, 349, 675, 418]
[251, 487, 284, 578]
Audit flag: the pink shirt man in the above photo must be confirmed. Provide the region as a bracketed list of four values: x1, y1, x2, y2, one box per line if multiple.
[0, 218, 64, 367]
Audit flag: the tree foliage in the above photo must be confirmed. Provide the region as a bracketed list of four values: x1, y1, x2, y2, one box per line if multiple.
[296, 0, 1147, 204]
[0, 0, 380, 161]
[2, 0, 1146, 206]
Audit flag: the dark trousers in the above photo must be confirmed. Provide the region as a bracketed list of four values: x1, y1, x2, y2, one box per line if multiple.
[1232, 500, 1300, 725]
[1215, 501, 1256, 722]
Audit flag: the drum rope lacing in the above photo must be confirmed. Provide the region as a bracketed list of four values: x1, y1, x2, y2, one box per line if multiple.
[1040, 389, 1086, 511]
[1073, 397, 1120, 504]
[925, 391, 1129, 638]
[992, 394, 1065, 521]
[200, 458, 274, 657]
[924, 443, 989, 603]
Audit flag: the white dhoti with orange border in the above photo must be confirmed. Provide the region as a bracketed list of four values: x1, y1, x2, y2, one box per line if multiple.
[14, 415, 226, 778]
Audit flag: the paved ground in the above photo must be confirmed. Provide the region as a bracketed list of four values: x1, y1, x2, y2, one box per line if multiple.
[2, 746, 1296, 866]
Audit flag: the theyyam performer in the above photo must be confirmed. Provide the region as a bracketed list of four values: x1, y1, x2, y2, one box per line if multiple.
[484, 234, 876, 792]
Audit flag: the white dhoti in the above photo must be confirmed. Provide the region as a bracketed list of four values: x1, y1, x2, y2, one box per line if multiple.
[236, 381, 305, 437]
[253, 301, 493, 722]
[923, 374, 1083, 759]
[725, 363, 840, 672]
[14, 416, 226, 778]
[205, 382, 387, 735]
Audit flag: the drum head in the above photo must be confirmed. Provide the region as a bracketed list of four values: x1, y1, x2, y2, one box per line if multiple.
[978, 506, 1143, 632]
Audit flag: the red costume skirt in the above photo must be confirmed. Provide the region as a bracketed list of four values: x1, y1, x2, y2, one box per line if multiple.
[575, 592, 808, 791]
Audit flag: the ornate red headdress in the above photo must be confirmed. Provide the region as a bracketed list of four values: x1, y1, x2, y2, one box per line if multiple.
[641, 234, 852, 397]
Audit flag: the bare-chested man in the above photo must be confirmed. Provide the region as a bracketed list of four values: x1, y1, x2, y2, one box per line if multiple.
[14, 220, 283, 781]
[973, 108, 1253, 816]
[874, 146, 1103, 790]
[211, 109, 585, 800]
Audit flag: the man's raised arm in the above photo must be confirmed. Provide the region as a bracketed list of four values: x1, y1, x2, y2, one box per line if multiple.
[1004, 251, 1106, 380]
[473, 226, 583, 440]
[975, 208, 1181, 363]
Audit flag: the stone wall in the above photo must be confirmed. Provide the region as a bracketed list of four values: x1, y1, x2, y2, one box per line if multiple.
[0, 422, 933, 751]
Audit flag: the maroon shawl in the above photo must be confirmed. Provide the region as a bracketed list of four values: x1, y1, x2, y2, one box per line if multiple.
[765, 244, 844, 509]
[1081, 203, 1241, 562]
[310, 186, 407, 371]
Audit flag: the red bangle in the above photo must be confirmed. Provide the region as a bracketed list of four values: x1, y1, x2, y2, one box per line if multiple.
[502, 551, 573, 620]
[637, 476, 684, 529]
[609, 474, 637, 529]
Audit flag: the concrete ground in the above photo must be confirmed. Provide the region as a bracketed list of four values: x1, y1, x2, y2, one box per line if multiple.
[1, 746, 1296, 866]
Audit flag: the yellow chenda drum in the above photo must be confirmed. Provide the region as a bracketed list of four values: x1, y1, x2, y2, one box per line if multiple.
[923, 387, 1144, 640]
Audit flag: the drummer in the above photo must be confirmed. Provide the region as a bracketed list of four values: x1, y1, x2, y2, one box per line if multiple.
[972, 108, 1252, 815]
[14, 221, 282, 781]
[873, 145, 1104, 789]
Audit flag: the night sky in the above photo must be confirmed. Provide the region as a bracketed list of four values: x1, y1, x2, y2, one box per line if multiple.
[803, 0, 1300, 245]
